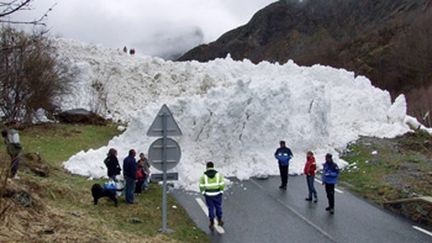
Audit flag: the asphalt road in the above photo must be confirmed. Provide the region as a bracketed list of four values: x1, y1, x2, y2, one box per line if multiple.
[172, 175, 432, 243]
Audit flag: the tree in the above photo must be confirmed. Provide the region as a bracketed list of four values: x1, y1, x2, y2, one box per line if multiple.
[0, 27, 72, 124]
[0, 0, 54, 26]
[394, 9, 432, 127]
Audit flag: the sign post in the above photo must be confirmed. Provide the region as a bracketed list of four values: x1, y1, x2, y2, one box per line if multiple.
[147, 104, 182, 233]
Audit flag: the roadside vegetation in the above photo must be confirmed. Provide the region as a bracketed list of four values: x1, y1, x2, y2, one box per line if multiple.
[0, 27, 72, 125]
[340, 131, 432, 227]
[0, 123, 208, 242]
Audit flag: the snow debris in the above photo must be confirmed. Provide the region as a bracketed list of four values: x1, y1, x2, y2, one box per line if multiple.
[405, 116, 432, 135]
[117, 125, 126, 132]
[56, 38, 415, 191]
[33, 108, 53, 124]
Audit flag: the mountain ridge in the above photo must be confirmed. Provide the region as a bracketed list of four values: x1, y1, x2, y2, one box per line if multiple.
[179, 0, 432, 125]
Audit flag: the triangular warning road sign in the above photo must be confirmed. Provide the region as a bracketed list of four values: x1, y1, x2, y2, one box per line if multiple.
[147, 104, 183, 137]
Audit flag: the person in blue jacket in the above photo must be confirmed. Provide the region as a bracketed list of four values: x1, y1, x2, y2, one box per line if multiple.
[322, 153, 339, 214]
[274, 140, 293, 190]
[123, 149, 137, 204]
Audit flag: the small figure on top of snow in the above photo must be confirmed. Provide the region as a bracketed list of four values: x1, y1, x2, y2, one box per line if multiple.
[304, 151, 318, 203]
[274, 140, 293, 190]
[123, 46, 128, 53]
[129, 48, 135, 55]
[199, 161, 225, 230]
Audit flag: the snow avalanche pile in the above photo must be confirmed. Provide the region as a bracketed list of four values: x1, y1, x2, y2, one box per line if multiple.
[58, 38, 412, 191]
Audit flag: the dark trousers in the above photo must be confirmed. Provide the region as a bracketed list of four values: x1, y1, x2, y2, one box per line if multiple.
[325, 183, 335, 208]
[306, 175, 317, 199]
[205, 194, 223, 221]
[10, 157, 19, 178]
[279, 164, 289, 187]
[135, 180, 144, 193]
[124, 176, 136, 203]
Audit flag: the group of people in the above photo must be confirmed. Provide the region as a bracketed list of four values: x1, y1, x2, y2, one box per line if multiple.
[103, 148, 151, 204]
[122, 46, 136, 55]
[275, 140, 340, 214]
[199, 140, 340, 231]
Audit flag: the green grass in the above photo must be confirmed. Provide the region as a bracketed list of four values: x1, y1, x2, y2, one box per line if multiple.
[20, 123, 121, 166]
[1, 123, 208, 242]
[340, 133, 432, 228]
[340, 134, 432, 203]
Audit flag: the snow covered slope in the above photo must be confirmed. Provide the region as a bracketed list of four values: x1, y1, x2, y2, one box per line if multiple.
[58, 38, 411, 191]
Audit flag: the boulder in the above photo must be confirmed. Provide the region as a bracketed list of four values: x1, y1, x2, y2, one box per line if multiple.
[57, 109, 107, 125]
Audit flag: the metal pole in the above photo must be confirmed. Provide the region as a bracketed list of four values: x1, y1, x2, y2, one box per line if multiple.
[162, 112, 168, 232]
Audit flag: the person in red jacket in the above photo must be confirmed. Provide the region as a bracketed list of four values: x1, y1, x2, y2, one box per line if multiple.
[135, 157, 146, 194]
[304, 151, 318, 202]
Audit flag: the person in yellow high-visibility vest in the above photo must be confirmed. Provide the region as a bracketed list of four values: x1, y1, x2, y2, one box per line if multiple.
[199, 161, 225, 230]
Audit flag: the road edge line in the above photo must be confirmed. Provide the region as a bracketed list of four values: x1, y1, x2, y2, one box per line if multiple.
[250, 179, 336, 242]
[314, 178, 343, 194]
[195, 197, 225, 234]
[413, 226, 432, 237]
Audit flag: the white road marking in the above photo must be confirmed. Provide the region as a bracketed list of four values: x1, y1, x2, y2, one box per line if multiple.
[335, 188, 343, 194]
[413, 226, 432, 237]
[250, 179, 336, 242]
[195, 197, 225, 234]
[314, 178, 344, 194]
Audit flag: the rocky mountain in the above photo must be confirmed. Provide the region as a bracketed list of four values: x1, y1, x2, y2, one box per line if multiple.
[179, 0, 432, 126]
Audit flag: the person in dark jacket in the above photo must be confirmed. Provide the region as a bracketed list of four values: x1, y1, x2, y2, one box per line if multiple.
[304, 151, 317, 202]
[123, 149, 137, 204]
[322, 153, 339, 214]
[274, 140, 293, 190]
[104, 148, 121, 181]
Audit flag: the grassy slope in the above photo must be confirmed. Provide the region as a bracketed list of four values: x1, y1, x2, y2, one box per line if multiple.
[339, 131, 432, 226]
[0, 123, 208, 242]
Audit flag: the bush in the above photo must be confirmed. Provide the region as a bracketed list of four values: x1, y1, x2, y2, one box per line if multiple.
[0, 27, 71, 125]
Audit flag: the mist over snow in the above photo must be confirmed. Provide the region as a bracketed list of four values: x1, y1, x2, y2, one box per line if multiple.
[54, 38, 418, 191]
[13, 0, 276, 59]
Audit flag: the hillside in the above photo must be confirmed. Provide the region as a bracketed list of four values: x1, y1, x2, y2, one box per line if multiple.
[0, 124, 207, 242]
[340, 131, 432, 227]
[178, 0, 432, 126]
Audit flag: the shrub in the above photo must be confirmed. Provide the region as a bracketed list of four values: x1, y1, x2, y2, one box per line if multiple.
[0, 27, 71, 125]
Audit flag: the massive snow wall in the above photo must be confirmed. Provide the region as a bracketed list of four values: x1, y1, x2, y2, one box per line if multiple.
[57, 39, 410, 191]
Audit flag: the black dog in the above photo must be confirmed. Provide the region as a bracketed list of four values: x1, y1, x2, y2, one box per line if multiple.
[91, 183, 118, 207]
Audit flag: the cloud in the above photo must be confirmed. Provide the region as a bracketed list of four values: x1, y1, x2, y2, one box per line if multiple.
[11, 0, 276, 58]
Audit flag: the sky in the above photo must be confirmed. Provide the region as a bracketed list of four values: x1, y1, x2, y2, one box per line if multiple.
[11, 0, 276, 59]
